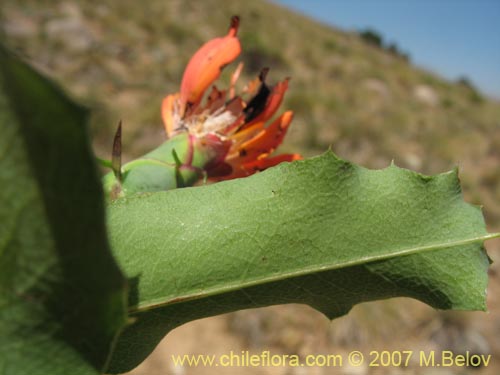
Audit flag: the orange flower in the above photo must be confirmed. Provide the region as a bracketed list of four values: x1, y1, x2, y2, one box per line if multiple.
[161, 16, 301, 180]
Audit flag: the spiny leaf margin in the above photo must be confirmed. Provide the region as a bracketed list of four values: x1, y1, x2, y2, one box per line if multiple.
[106, 151, 495, 372]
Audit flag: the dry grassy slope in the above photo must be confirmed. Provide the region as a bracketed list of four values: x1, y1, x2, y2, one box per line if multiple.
[2, 0, 499, 226]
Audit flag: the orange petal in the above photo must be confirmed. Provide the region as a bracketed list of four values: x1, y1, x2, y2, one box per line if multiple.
[220, 113, 246, 136]
[180, 16, 241, 116]
[229, 62, 244, 99]
[218, 153, 302, 181]
[243, 78, 289, 129]
[243, 75, 261, 96]
[161, 93, 180, 138]
[242, 153, 302, 173]
[205, 85, 227, 113]
[234, 111, 294, 164]
[229, 120, 265, 145]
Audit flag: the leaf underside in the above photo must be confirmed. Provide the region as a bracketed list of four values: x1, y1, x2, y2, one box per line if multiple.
[106, 152, 492, 373]
[0, 46, 127, 375]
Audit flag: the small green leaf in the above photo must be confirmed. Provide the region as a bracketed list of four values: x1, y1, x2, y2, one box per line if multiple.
[106, 152, 496, 373]
[0, 46, 127, 374]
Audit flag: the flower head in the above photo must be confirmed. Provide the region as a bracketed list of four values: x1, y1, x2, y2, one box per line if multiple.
[161, 16, 301, 180]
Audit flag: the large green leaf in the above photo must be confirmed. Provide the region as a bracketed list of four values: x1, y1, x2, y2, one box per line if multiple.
[106, 152, 496, 373]
[0, 46, 127, 374]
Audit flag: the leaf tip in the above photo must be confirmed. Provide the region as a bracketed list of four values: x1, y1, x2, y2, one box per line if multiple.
[112, 120, 123, 182]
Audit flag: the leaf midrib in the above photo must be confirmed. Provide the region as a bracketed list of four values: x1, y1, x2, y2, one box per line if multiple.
[130, 232, 499, 313]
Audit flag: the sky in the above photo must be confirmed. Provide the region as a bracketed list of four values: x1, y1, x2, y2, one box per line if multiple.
[274, 0, 500, 98]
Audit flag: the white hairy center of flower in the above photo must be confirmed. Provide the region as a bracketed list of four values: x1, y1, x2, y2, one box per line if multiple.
[182, 109, 237, 137]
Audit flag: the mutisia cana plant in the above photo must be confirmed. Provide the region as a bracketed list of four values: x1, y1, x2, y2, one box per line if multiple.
[1, 13, 499, 375]
[103, 16, 300, 198]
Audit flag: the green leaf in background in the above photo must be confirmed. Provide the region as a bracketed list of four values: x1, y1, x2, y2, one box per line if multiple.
[0, 46, 127, 374]
[106, 152, 496, 373]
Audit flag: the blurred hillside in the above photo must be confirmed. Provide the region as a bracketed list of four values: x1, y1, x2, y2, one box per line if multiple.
[2, 0, 499, 224]
[2, 1, 499, 374]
